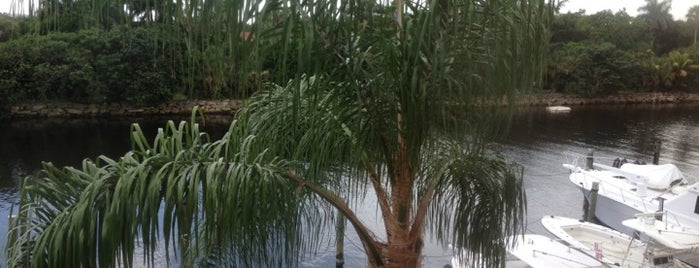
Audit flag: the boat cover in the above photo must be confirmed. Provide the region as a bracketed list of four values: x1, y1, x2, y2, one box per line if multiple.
[619, 164, 684, 190]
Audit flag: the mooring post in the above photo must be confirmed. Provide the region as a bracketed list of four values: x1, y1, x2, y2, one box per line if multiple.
[653, 140, 662, 165]
[656, 197, 665, 221]
[585, 149, 594, 170]
[586, 182, 600, 222]
[336, 212, 345, 268]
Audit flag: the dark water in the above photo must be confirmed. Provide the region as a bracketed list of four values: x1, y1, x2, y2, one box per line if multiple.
[2, 104, 699, 266]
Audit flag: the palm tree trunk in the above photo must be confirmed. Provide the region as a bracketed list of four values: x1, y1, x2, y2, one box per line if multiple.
[694, 19, 697, 48]
[381, 105, 422, 267]
[395, 0, 403, 29]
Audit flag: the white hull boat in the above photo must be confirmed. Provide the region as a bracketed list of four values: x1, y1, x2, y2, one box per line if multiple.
[622, 213, 699, 267]
[546, 106, 572, 113]
[542, 215, 689, 267]
[563, 160, 699, 236]
[451, 234, 603, 268]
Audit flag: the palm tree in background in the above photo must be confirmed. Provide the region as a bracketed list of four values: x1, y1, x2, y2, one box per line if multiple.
[638, 0, 673, 53]
[688, 5, 699, 49]
[638, 0, 673, 30]
[7, 0, 554, 267]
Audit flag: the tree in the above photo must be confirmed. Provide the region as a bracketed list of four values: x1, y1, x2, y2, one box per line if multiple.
[688, 5, 699, 48]
[550, 11, 589, 44]
[0, 14, 19, 41]
[584, 10, 651, 51]
[638, 0, 673, 31]
[7, 0, 553, 267]
[638, 0, 674, 53]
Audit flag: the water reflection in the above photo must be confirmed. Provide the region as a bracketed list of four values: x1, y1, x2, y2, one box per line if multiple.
[3, 104, 699, 266]
[0, 116, 232, 264]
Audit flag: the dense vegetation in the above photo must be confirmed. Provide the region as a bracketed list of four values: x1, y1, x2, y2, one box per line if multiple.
[0, 1, 698, 105]
[0, 26, 181, 104]
[546, 3, 699, 96]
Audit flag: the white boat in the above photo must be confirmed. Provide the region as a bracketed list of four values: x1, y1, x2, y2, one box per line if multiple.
[546, 106, 572, 113]
[622, 213, 699, 266]
[563, 160, 699, 236]
[542, 215, 689, 267]
[451, 234, 603, 268]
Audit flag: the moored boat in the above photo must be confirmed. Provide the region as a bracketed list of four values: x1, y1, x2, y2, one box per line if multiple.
[450, 234, 603, 268]
[622, 212, 699, 267]
[546, 106, 572, 113]
[542, 215, 689, 267]
[563, 157, 699, 235]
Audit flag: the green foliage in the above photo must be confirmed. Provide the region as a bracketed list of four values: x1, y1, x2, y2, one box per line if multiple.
[7, 0, 553, 267]
[550, 11, 589, 44]
[637, 0, 672, 32]
[7, 111, 311, 267]
[0, 14, 20, 41]
[0, 26, 181, 104]
[546, 42, 635, 96]
[551, 10, 651, 51]
[654, 20, 694, 55]
[547, 6, 699, 94]
[584, 11, 651, 51]
[649, 50, 695, 90]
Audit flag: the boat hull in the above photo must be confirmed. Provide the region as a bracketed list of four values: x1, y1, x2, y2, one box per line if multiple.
[580, 187, 645, 235]
[451, 234, 602, 268]
[542, 215, 681, 267]
[566, 163, 699, 232]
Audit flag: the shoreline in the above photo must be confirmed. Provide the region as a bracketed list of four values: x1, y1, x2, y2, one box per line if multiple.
[522, 92, 699, 106]
[7, 92, 699, 119]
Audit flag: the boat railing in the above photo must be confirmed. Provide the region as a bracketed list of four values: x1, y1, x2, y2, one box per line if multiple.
[661, 210, 696, 229]
[563, 152, 634, 171]
[566, 166, 655, 213]
[592, 163, 651, 186]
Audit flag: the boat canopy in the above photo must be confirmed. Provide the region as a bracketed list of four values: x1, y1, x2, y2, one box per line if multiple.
[620, 164, 684, 190]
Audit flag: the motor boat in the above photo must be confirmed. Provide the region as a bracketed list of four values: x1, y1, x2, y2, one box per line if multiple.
[450, 234, 603, 268]
[622, 212, 699, 267]
[546, 106, 572, 113]
[542, 215, 690, 267]
[563, 159, 699, 236]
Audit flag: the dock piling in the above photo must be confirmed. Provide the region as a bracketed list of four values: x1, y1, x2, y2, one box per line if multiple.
[586, 182, 600, 222]
[585, 149, 594, 170]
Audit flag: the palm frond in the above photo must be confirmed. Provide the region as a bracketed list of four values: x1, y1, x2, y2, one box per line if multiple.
[8, 109, 329, 267]
[423, 140, 526, 267]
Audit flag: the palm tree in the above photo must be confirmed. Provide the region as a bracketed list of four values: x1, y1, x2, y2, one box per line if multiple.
[638, 0, 673, 52]
[7, 0, 554, 267]
[688, 5, 699, 48]
[638, 0, 673, 30]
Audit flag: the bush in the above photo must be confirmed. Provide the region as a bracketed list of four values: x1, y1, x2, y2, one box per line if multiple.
[0, 26, 183, 105]
[546, 42, 635, 96]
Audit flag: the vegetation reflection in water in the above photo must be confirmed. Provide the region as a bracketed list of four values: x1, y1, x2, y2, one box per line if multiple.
[7, 103, 699, 267]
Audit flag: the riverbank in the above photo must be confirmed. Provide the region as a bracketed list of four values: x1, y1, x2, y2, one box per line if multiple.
[9, 99, 244, 118]
[524, 92, 699, 106]
[7, 92, 699, 118]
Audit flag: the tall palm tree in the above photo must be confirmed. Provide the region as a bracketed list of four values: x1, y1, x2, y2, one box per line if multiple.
[638, 0, 673, 52]
[7, 0, 554, 267]
[688, 5, 699, 48]
[638, 0, 673, 30]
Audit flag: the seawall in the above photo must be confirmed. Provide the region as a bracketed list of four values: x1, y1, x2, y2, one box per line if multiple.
[9, 100, 244, 118]
[8, 92, 699, 118]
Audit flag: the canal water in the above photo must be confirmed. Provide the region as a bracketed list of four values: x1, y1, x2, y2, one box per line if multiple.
[2, 103, 699, 266]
